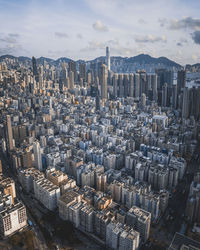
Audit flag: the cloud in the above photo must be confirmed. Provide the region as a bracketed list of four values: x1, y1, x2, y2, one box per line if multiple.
[177, 42, 182, 47]
[192, 55, 198, 61]
[81, 41, 106, 52]
[8, 33, 20, 38]
[169, 17, 200, 30]
[55, 32, 69, 38]
[192, 31, 200, 44]
[77, 33, 83, 39]
[0, 44, 25, 55]
[48, 49, 69, 58]
[138, 18, 146, 24]
[81, 39, 138, 57]
[135, 34, 167, 43]
[92, 20, 109, 32]
[176, 38, 188, 47]
[158, 18, 168, 27]
[0, 33, 20, 44]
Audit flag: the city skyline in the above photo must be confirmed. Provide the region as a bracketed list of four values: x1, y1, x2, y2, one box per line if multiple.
[0, 0, 200, 64]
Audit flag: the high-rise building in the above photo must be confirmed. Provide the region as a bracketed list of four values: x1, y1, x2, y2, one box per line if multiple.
[68, 60, 77, 82]
[124, 74, 129, 98]
[155, 69, 173, 89]
[33, 141, 42, 171]
[134, 73, 140, 99]
[119, 74, 124, 98]
[69, 71, 74, 90]
[141, 93, 146, 108]
[182, 87, 189, 119]
[129, 74, 134, 98]
[177, 69, 186, 95]
[100, 64, 108, 100]
[151, 74, 158, 102]
[5, 115, 14, 152]
[106, 47, 110, 71]
[162, 83, 168, 107]
[172, 84, 177, 109]
[79, 63, 86, 82]
[112, 74, 118, 98]
[32, 56, 39, 82]
[126, 206, 151, 242]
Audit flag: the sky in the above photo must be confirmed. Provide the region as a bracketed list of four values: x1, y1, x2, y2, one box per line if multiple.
[0, 0, 200, 65]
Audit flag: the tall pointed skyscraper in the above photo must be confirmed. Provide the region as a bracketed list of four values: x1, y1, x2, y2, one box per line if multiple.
[106, 47, 110, 71]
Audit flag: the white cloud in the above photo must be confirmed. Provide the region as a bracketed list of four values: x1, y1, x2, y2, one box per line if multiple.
[92, 20, 109, 32]
[135, 34, 167, 43]
[55, 32, 69, 38]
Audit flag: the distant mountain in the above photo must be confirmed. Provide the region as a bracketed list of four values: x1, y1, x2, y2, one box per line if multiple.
[126, 54, 181, 67]
[88, 54, 182, 72]
[0, 53, 183, 72]
[186, 63, 200, 72]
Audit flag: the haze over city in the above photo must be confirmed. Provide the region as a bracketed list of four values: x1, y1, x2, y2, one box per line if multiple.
[0, 0, 200, 64]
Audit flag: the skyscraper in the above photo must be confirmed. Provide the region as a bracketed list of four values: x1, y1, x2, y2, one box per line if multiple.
[69, 71, 74, 90]
[129, 74, 134, 98]
[177, 69, 186, 95]
[68, 60, 77, 82]
[100, 64, 108, 99]
[106, 47, 110, 71]
[151, 74, 158, 102]
[33, 141, 42, 171]
[113, 74, 118, 98]
[182, 87, 189, 119]
[162, 83, 168, 107]
[32, 56, 39, 82]
[79, 63, 86, 82]
[155, 69, 173, 89]
[5, 115, 14, 152]
[172, 84, 177, 109]
[134, 73, 140, 99]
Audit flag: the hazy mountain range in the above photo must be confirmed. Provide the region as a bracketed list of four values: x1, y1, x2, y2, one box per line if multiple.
[1, 53, 196, 72]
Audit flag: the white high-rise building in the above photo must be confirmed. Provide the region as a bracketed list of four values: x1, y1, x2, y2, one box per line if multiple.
[33, 141, 42, 171]
[106, 46, 110, 71]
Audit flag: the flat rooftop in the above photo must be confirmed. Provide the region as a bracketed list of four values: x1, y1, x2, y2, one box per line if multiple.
[168, 232, 200, 250]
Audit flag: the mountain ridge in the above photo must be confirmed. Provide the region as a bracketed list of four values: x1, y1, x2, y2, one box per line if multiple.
[0, 53, 189, 70]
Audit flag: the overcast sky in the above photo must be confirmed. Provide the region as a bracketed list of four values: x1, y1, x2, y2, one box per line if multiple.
[0, 0, 200, 64]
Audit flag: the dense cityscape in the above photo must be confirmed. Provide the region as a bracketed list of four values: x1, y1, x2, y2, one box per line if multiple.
[0, 45, 199, 250]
